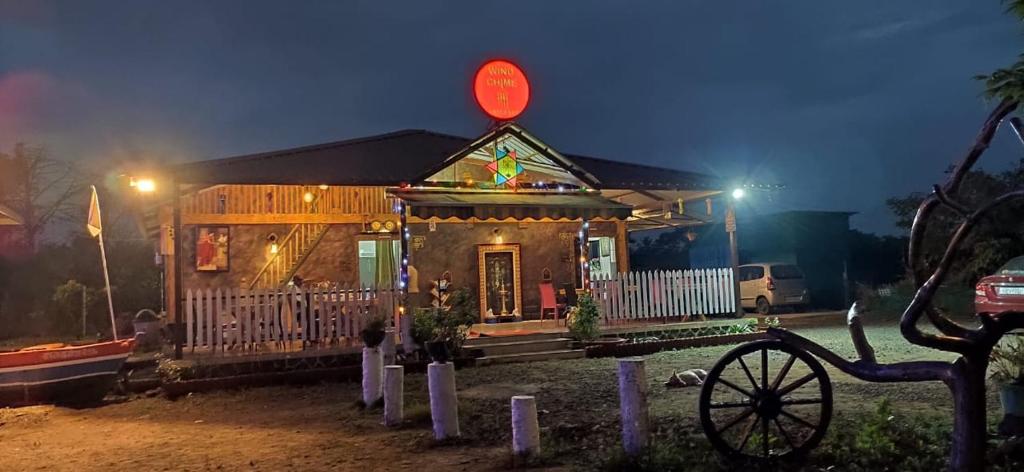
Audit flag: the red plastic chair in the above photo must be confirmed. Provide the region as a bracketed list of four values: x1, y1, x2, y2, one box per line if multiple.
[539, 283, 563, 323]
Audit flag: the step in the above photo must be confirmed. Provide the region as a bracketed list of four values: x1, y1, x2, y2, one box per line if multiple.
[475, 349, 586, 366]
[464, 332, 567, 346]
[466, 338, 573, 357]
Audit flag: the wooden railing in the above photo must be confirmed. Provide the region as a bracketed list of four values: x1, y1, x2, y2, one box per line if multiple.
[184, 284, 398, 353]
[249, 221, 330, 289]
[590, 268, 736, 323]
[182, 184, 395, 216]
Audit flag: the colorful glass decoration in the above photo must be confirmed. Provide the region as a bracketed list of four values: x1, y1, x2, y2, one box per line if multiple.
[485, 146, 524, 187]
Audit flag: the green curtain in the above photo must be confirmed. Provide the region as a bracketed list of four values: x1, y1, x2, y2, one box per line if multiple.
[375, 240, 398, 289]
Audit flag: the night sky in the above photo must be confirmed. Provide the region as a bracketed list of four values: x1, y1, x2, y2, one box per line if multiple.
[2, 1, 1022, 234]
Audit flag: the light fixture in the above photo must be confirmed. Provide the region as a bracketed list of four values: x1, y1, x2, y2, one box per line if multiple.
[731, 188, 745, 200]
[318, 184, 328, 190]
[270, 243, 279, 254]
[303, 191, 315, 203]
[132, 177, 156, 193]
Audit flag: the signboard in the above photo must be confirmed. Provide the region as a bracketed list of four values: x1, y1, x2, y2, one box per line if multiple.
[474, 60, 530, 120]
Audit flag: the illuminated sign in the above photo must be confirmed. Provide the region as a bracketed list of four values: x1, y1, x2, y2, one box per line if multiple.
[474, 60, 530, 120]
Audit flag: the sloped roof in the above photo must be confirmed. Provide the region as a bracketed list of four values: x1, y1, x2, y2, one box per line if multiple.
[171, 128, 723, 191]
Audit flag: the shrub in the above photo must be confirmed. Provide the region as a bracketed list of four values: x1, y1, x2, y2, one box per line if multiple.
[568, 293, 600, 341]
[411, 287, 476, 351]
[991, 334, 1024, 385]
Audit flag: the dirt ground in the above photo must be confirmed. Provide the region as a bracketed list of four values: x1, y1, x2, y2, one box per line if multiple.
[0, 320, 1001, 471]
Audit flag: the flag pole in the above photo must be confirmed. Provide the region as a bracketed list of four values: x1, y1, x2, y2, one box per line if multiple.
[97, 224, 118, 341]
[89, 185, 118, 341]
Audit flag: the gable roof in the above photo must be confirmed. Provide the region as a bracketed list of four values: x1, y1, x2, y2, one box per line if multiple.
[171, 128, 723, 191]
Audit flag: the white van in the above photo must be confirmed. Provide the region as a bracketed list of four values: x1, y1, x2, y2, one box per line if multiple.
[737, 263, 809, 315]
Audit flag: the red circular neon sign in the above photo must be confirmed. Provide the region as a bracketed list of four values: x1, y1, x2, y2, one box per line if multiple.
[474, 60, 530, 120]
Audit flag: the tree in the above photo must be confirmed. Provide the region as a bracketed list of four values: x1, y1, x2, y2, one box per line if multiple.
[886, 161, 1024, 285]
[0, 143, 87, 251]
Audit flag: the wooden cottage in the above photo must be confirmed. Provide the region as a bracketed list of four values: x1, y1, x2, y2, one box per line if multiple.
[146, 122, 730, 357]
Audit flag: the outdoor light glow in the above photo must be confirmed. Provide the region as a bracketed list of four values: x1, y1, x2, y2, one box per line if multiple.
[303, 192, 314, 203]
[318, 184, 328, 190]
[134, 178, 156, 193]
[731, 188, 745, 200]
[270, 243, 279, 254]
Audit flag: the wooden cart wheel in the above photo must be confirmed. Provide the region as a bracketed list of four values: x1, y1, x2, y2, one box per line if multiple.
[699, 339, 832, 464]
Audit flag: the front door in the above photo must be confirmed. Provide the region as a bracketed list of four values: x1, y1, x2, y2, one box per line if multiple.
[477, 244, 522, 322]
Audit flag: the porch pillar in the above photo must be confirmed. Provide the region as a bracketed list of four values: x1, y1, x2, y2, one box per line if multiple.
[172, 178, 184, 360]
[615, 220, 629, 273]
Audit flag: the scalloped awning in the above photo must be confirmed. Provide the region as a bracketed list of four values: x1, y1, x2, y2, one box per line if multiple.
[393, 190, 632, 221]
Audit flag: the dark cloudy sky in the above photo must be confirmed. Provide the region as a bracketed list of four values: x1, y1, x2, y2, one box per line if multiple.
[2, 1, 1022, 234]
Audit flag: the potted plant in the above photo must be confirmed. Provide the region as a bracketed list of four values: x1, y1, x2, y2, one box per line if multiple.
[359, 309, 387, 349]
[412, 287, 476, 363]
[990, 334, 1024, 436]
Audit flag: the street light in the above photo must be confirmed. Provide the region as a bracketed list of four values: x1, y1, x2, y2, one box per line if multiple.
[731, 188, 745, 200]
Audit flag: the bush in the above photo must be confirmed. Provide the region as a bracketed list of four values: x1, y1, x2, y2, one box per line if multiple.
[568, 293, 600, 341]
[411, 287, 477, 350]
[992, 334, 1024, 385]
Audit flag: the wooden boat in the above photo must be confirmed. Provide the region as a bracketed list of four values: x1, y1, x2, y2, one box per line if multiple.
[0, 339, 134, 407]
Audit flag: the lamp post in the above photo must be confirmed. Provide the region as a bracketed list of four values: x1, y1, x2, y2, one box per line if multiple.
[727, 189, 743, 318]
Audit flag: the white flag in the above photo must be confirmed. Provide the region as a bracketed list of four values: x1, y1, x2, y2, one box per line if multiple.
[87, 185, 102, 238]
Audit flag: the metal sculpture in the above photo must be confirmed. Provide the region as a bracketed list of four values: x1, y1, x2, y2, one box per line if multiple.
[698, 97, 1024, 472]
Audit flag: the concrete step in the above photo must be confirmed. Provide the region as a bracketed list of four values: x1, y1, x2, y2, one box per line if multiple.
[464, 332, 567, 346]
[475, 349, 586, 366]
[466, 338, 573, 357]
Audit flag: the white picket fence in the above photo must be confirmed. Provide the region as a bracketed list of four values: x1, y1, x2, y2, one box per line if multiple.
[590, 268, 736, 323]
[184, 284, 398, 353]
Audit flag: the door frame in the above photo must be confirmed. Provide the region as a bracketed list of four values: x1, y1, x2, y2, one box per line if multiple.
[476, 243, 522, 322]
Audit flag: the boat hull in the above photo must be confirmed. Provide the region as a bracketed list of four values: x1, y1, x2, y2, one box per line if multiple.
[0, 340, 134, 407]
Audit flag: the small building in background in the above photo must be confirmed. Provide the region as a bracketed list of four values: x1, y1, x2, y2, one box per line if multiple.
[689, 210, 854, 309]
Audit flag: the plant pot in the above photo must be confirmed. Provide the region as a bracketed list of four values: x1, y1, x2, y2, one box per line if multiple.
[425, 340, 452, 364]
[360, 329, 386, 348]
[998, 383, 1024, 436]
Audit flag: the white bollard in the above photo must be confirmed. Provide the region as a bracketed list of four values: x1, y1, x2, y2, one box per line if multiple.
[383, 365, 404, 426]
[383, 328, 397, 366]
[428, 362, 460, 439]
[362, 346, 383, 406]
[511, 395, 541, 458]
[618, 357, 649, 456]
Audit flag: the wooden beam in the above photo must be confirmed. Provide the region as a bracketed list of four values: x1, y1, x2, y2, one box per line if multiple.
[181, 213, 399, 225]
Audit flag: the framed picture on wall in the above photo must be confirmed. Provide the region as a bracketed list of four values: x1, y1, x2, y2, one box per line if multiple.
[195, 226, 230, 272]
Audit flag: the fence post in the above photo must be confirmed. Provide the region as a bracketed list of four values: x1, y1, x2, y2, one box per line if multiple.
[362, 346, 383, 406]
[383, 365, 404, 426]
[428, 362, 460, 440]
[618, 357, 649, 456]
[511, 395, 541, 459]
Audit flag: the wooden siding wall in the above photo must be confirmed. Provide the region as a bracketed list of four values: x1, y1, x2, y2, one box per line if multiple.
[182, 185, 395, 216]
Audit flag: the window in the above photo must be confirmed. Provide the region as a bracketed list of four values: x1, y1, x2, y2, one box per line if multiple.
[770, 264, 804, 280]
[588, 236, 617, 280]
[741, 266, 764, 281]
[358, 240, 400, 289]
[999, 256, 1024, 275]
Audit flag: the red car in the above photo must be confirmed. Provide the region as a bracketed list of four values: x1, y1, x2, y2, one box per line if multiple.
[975, 256, 1024, 315]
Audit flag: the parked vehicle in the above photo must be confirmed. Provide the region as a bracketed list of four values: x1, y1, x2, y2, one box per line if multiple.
[975, 255, 1024, 315]
[738, 263, 809, 315]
